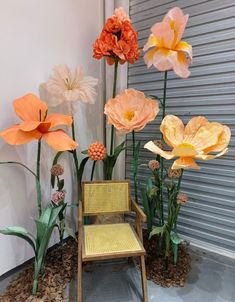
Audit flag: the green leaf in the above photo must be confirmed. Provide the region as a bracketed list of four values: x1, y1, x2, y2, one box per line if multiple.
[68, 202, 78, 208]
[58, 179, 64, 191]
[51, 151, 64, 188]
[81, 150, 88, 155]
[0, 226, 36, 253]
[170, 231, 181, 245]
[77, 157, 89, 187]
[149, 226, 164, 239]
[65, 226, 77, 241]
[114, 141, 126, 157]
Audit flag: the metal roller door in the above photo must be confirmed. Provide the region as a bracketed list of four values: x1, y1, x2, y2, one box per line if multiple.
[125, 0, 235, 255]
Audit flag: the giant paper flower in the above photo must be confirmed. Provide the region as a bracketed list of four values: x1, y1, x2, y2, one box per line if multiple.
[0, 94, 78, 151]
[41, 65, 98, 113]
[93, 7, 140, 65]
[143, 7, 192, 78]
[104, 89, 159, 134]
[144, 115, 231, 169]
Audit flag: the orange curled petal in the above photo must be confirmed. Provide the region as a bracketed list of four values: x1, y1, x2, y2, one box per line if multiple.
[0, 125, 41, 145]
[160, 115, 184, 148]
[203, 126, 231, 153]
[144, 141, 175, 160]
[19, 121, 42, 132]
[46, 113, 73, 129]
[195, 148, 228, 160]
[13, 94, 48, 122]
[43, 130, 78, 151]
[171, 157, 200, 170]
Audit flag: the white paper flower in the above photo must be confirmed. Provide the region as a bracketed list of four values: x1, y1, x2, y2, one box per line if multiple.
[41, 65, 98, 113]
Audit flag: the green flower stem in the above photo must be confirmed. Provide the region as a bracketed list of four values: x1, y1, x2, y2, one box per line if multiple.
[132, 130, 138, 203]
[110, 60, 119, 155]
[159, 71, 168, 226]
[71, 118, 81, 199]
[174, 169, 184, 230]
[0, 161, 42, 217]
[36, 139, 41, 183]
[90, 161, 96, 181]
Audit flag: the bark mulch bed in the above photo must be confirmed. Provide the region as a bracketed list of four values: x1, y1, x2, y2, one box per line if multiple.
[143, 229, 192, 287]
[0, 238, 78, 302]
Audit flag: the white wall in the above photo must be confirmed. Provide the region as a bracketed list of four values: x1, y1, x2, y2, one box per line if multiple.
[0, 0, 104, 275]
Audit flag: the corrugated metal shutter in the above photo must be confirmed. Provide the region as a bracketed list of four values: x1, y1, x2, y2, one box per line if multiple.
[126, 0, 235, 254]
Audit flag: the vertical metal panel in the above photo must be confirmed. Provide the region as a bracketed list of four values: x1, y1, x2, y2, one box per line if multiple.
[126, 0, 235, 253]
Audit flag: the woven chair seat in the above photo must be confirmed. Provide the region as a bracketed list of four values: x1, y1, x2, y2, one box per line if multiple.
[83, 223, 145, 261]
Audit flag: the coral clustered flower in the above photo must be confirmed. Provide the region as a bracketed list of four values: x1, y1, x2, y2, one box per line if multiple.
[88, 142, 106, 161]
[104, 89, 159, 134]
[42, 65, 98, 113]
[177, 193, 188, 205]
[145, 115, 231, 170]
[143, 7, 192, 78]
[93, 7, 140, 65]
[0, 94, 78, 151]
[51, 164, 64, 176]
[148, 160, 160, 171]
[51, 191, 66, 205]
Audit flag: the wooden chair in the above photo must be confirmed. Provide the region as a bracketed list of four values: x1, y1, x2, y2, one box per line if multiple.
[78, 180, 148, 302]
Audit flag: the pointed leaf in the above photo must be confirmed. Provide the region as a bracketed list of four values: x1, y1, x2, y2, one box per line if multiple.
[170, 231, 181, 245]
[65, 226, 77, 241]
[0, 226, 36, 253]
[81, 150, 88, 155]
[149, 226, 164, 239]
[58, 179, 64, 191]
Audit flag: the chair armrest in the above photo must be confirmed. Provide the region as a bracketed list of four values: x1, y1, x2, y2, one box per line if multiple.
[131, 199, 146, 223]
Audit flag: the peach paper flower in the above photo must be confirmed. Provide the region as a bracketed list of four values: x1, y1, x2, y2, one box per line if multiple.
[104, 89, 159, 134]
[143, 7, 192, 78]
[0, 94, 78, 152]
[144, 115, 231, 169]
[41, 65, 98, 113]
[93, 7, 139, 65]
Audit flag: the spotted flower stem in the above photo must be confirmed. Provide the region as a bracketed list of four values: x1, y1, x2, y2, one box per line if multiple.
[159, 71, 168, 226]
[71, 118, 80, 199]
[110, 59, 119, 155]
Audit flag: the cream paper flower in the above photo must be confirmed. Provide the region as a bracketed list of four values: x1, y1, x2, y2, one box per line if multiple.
[41, 65, 98, 113]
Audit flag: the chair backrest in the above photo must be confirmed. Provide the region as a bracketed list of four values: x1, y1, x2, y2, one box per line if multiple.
[82, 180, 130, 216]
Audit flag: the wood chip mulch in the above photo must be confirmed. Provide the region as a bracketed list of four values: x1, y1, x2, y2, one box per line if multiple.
[0, 238, 78, 302]
[143, 229, 192, 287]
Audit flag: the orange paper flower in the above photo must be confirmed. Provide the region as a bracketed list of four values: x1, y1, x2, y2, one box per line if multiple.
[93, 7, 140, 65]
[143, 7, 192, 78]
[88, 142, 106, 161]
[104, 89, 159, 134]
[144, 115, 231, 169]
[0, 94, 78, 151]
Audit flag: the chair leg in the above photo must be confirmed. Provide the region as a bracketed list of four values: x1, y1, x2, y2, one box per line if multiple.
[78, 257, 82, 302]
[140, 256, 148, 302]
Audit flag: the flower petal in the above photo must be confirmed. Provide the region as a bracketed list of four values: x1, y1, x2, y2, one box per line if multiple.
[175, 41, 192, 61]
[171, 157, 200, 170]
[144, 141, 175, 159]
[160, 115, 184, 148]
[203, 126, 231, 153]
[13, 94, 48, 122]
[0, 125, 41, 145]
[43, 130, 78, 151]
[144, 47, 158, 68]
[46, 114, 72, 129]
[151, 22, 174, 49]
[152, 49, 173, 71]
[195, 148, 228, 160]
[143, 34, 158, 52]
[19, 121, 42, 132]
[184, 116, 208, 143]
[167, 50, 191, 78]
[191, 122, 224, 151]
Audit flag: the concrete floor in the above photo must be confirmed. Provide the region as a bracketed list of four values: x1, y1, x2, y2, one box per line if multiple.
[66, 248, 235, 302]
[1, 247, 235, 302]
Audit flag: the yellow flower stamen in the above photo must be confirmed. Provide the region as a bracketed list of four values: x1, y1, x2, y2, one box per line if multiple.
[124, 110, 135, 122]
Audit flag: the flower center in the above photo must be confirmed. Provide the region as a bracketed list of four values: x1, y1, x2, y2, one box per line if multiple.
[124, 110, 135, 122]
[173, 143, 198, 157]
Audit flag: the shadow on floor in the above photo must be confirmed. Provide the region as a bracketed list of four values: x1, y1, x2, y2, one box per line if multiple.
[66, 248, 235, 302]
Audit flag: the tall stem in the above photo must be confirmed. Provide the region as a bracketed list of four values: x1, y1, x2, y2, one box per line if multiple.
[90, 161, 96, 181]
[132, 131, 138, 203]
[110, 60, 119, 155]
[71, 118, 80, 199]
[159, 71, 168, 226]
[36, 140, 42, 216]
